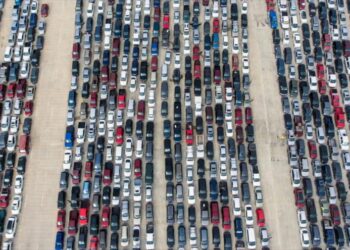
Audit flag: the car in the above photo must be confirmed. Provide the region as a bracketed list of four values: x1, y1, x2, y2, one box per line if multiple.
[11, 195, 22, 215]
[245, 205, 254, 226]
[300, 229, 310, 248]
[14, 175, 24, 194]
[294, 188, 305, 208]
[5, 216, 17, 239]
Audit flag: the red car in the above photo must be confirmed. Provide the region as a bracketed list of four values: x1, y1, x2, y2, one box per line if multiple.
[68, 210, 78, 235]
[202, 0, 209, 6]
[112, 38, 121, 56]
[72, 163, 82, 185]
[79, 202, 89, 226]
[210, 201, 220, 224]
[137, 100, 145, 120]
[334, 107, 345, 129]
[90, 92, 98, 108]
[294, 188, 305, 208]
[101, 206, 110, 228]
[256, 208, 266, 227]
[16, 80, 26, 99]
[245, 107, 253, 124]
[56, 209, 66, 231]
[134, 158, 142, 177]
[101, 66, 109, 83]
[235, 108, 243, 125]
[186, 123, 193, 145]
[72, 43, 80, 60]
[151, 56, 158, 71]
[89, 236, 98, 250]
[41, 3, 49, 17]
[193, 46, 200, 60]
[318, 80, 327, 94]
[331, 89, 340, 107]
[307, 140, 317, 159]
[84, 161, 93, 179]
[0, 84, 6, 101]
[266, 0, 275, 11]
[115, 127, 124, 145]
[213, 66, 221, 84]
[236, 126, 244, 144]
[163, 15, 170, 29]
[298, 0, 306, 10]
[0, 188, 9, 208]
[103, 165, 112, 185]
[194, 60, 201, 78]
[222, 206, 231, 230]
[232, 55, 239, 70]
[109, 72, 117, 89]
[117, 89, 126, 109]
[316, 64, 325, 79]
[154, 7, 161, 22]
[330, 204, 341, 226]
[7, 83, 16, 99]
[24, 101, 33, 116]
[213, 18, 220, 33]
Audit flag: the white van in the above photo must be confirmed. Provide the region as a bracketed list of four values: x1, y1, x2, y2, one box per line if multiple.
[115, 145, 123, 164]
[144, 0, 150, 14]
[121, 225, 129, 247]
[299, 157, 309, 177]
[89, 108, 96, 123]
[316, 127, 325, 144]
[327, 186, 337, 204]
[161, 65, 168, 81]
[247, 227, 257, 249]
[127, 100, 135, 118]
[150, 71, 157, 89]
[290, 15, 299, 32]
[233, 196, 241, 215]
[113, 164, 121, 187]
[136, 139, 143, 158]
[104, 36, 111, 50]
[291, 167, 301, 187]
[226, 121, 233, 137]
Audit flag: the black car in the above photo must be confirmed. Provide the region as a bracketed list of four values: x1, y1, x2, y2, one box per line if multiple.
[90, 214, 99, 236]
[167, 225, 175, 247]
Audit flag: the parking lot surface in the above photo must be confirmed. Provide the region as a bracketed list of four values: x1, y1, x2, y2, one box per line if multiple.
[0, 0, 349, 249]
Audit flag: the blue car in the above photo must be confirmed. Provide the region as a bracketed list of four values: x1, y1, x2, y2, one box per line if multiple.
[210, 179, 218, 200]
[212, 33, 219, 49]
[269, 10, 278, 29]
[55, 231, 64, 250]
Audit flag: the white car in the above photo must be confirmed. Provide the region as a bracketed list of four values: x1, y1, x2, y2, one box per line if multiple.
[164, 50, 171, 65]
[139, 84, 146, 100]
[233, 197, 241, 215]
[299, 10, 308, 23]
[17, 32, 26, 46]
[13, 99, 22, 116]
[98, 120, 106, 136]
[174, 53, 181, 69]
[342, 89, 350, 106]
[97, 0, 104, 13]
[338, 129, 349, 150]
[30, 0, 38, 13]
[9, 116, 19, 134]
[106, 144, 113, 161]
[123, 178, 130, 197]
[232, 37, 239, 54]
[332, 27, 340, 41]
[145, 185, 152, 202]
[74, 145, 83, 161]
[86, 3, 94, 17]
[5, 216, 18, 239]
[63, 150, 72, 170]
[242, 57, 249, 74]
[124, 10, 131, 25]
[344, 57, 350, 74]
[87, 123, 96, 142]
[341, 25, 349, 40]
[305, 123, 313, 140]
[124, 158, 132, 177]
[283, 30, 290, 45]
[173, 0, 180, 9]
[4, 46, 13, 62]
[133, 179, 142, 202]
[297, 209, 307, 228]
[299, 229, 310, 248]
[23, 46, 32, 62]
[1, 116, 10, 132]
[14, 175, 24, 194]
[7, 134, 16, 152]
[245, 205, 254, 226]
[107, 128, 114, 144]
[293, 33, 301, 48]
[13, 47, 22, 62]
[107, 111, 115, 129]
[188, 184, 195, 204]
[38, 21, 46, 35]
[3, 101, 12, 116]
[116, 110, 123, 126]
[241, 1, 248, 14]
[125, 138, 133, 157]
[11, 195, 22, 215]
[19, 62, 30, 79]
[66, 109, 74, 126]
